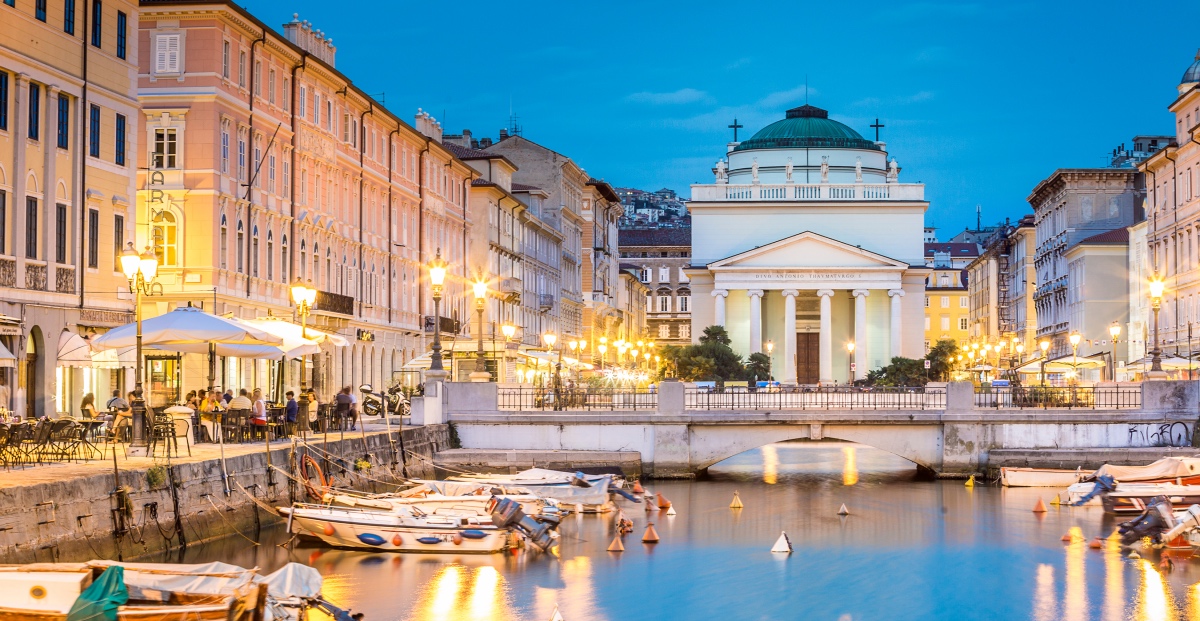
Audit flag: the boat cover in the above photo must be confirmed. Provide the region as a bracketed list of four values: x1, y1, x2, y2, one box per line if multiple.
[66, 566, 127, 621]
[1092, 457, 1200, 482]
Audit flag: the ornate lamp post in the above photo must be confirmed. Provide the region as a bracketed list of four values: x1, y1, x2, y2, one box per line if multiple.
[1149, 273, 1166, 376]
[469, 276, 491, 382]
[846, 341, 855, 383]
[1038, 339, 1050, 387]
[1068, 332, 1081, 385]
[427, 250, 448, 379]
[120, 242, 159, 451]
[290, 278, 317, 434]
[765, 340, 774, 381]
[1109, 322, 1122, 381]
[543, 332, 561, 410]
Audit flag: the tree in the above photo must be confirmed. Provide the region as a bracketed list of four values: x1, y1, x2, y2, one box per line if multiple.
[658, 326, 745, 385]
[925, 339, 959, 381]
[862, 338, 961, 386]
[699, 325, 731, 346]
[745, 352, 772, 382]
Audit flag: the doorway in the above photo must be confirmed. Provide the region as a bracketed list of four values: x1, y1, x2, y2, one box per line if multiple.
[796, 332, 819, 384]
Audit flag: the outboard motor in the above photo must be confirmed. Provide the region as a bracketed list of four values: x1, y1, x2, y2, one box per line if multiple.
[1118, 496, 1177, 546]
[489, 496, 559, 552]
[1160, 504, 1200, 545]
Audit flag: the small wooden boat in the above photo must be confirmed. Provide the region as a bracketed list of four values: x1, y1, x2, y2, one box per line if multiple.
[281, 503, 510, 554]
[0, 560, 340, 620]
[1000, 467, 1085, 487]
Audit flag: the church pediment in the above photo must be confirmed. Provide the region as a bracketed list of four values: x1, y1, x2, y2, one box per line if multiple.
[707, 231, 909, 270]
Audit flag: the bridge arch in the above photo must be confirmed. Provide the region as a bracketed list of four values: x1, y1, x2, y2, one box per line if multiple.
[685, 424, 943, 473]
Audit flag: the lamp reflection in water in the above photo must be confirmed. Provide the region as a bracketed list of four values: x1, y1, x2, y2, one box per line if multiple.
[410, 563, 517, 621]
[842, 446, 859, 486]
[762, 444, 779, 485]
[1134, 559, 1177, 621]
[1063, 529, 1087, 621]
[1102, 536, 1125, 621]
[469, 567, 502, 620]
[428, 565, 462, 619]
[1032, 564, 1058, 621]
[535, 556, 604, 621]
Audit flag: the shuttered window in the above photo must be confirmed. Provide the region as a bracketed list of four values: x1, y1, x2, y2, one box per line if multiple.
[155, 34, 180, 73]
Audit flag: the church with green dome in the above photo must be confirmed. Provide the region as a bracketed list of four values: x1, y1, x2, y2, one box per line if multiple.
[685, 104, 930, 387]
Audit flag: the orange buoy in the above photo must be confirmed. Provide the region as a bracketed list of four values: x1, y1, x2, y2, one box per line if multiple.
[392, 534, 403, 546]
[1061, 533, 1073, 542]
[453, 533, 464, 545]
[632, 480, 645, 494]
[645, 498, 655, 512]
[1088, 538, 1103, 550]
[656, 492, 672, 510]
[1032, 498, 1048, 513]
[607, 535, 625, 552]
[323, 523, 336, 536]
[642, 523, 660, 544]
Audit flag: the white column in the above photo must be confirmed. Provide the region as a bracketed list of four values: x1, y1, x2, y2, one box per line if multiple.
[889, 289, 905, 360]
[853, 289, 869, 381]
[712, 289, 728, 327]
[748, 289, 764, 354]
[782, 289, 798, 384]
[818, 289, 834, 383]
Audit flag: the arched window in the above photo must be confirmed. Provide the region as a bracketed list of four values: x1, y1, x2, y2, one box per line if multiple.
[327, 250, 333, 291]
[219, 215, 228, 270]
[151, 210, 179, 267]
[299, 239, 306, 280]
[251, 225, 260, 277]
[236, 221, 245, 273]
[312, 243, 320, 287]
[266, 231, 274, 281]
[280, 235, 289, 283]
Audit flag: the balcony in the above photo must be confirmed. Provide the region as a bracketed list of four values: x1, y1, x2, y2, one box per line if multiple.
[423, 315, 461, 334]
[690, 183, 925, 202]
[538, 294, 555, 311]
[314, 290, 354, 316]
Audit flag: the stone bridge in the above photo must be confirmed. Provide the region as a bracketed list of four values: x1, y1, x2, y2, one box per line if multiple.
[415, 381, 1199, 478]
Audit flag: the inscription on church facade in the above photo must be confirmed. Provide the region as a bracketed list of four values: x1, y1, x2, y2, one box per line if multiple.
[752, 271, 863, 281]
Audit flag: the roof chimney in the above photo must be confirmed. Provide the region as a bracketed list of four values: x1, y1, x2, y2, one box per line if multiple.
[499, 128, 509, 141]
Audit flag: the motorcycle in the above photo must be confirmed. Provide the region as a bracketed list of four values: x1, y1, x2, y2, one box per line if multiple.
[359, 383, 410, 419]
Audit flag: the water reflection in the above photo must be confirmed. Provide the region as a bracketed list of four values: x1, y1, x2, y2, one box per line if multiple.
[148, 442, 1200, 620]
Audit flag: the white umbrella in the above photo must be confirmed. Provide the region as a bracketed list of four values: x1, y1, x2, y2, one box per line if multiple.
[0, 340, 15, 369]
[1043, 356, 1106, 372]
[236, 316, 350, 348]
[1126, 355, 1195, 371]
[91, 307, 283, 350]
[146, 341, 315, 359]
[57, 330, 94, 368]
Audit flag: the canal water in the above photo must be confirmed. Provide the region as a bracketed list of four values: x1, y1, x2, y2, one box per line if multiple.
[171, 442, 1200, 620]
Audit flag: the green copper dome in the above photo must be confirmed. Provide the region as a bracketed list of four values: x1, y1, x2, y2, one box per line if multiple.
[733, 105, 880, 152]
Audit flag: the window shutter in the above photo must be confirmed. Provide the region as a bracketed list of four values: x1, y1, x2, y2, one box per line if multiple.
[155, 34, 181, 73]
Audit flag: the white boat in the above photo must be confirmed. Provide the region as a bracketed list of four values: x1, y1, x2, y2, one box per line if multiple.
[0, 560, 339, 620]
[440, 469, 620, 512]
[1000, 467, 1085, 487]
[323, 482, 547, 517]
[281, 503, 510, 554]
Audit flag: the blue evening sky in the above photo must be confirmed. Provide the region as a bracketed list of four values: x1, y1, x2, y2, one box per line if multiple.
[243, 0, 1200, 235]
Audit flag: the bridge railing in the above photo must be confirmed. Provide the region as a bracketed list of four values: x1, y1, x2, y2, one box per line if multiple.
[497, 387, 659, 411]
[684, 386, 946, 410]
[972, 385, 1142, 409]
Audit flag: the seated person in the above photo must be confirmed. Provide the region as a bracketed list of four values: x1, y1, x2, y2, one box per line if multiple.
[110, 391, 135, 440]
[250, 389, 267, 427]
[228, 389, 252, 411]
[80, 392, 99, 420]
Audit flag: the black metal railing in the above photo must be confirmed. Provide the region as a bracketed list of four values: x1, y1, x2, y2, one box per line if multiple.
[314, 290, 355, 316]
[972, 386, 1142, 410]
[685, 386, 945, 411]
[498, 387, 658, 411]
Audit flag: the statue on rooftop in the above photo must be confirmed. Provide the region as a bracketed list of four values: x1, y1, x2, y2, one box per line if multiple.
[820, 156, 829, 183]
[785, 157, 794, 183]
[887, 158, 899, 182]
[751, 158, 759, 184]
[855, 157, 863, 183]
[715, 159, 727, 184]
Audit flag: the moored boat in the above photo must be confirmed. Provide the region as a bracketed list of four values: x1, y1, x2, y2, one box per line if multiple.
[1100, 483, 1200, 514]
[1000, 467, 1085, 487]
[440, 469, 623, 512]
[282, 504, 509, 554]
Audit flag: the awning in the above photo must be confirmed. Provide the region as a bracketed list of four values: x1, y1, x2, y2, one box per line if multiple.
[234, 316, 350, 348]
[0, 339, 15, 368]
[1126, 355, 1196, 371]
[91, 346, 136, 369]
[57, 330, 93, 368]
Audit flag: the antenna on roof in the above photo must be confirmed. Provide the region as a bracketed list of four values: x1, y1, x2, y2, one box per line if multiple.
[976, 204, 981, 230]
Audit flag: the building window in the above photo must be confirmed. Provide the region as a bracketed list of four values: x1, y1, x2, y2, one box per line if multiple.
[154, 33, 180, 74]
[679, 324, 690, 340]
[267, 69, 275, 104]
[35, 0, 45, 21]
[940, 296, 949, 308]
[282, 159, 290, 198]
[268, 152, 276, 193]
[235, 221, 244, 272]
[253, 144, 261, 187]
[253, 61, 261, 96]
[924, 295, 930, 308]
[152, 128, 176, 168]
[0, 72, 8, 131]
[237, 133, 245, 180]
[113, 214, 123, 270]
[237, 51, 245, 88]
[87, 208, 98, 267]
[639, 268, 649, 283]
[659, 267, 669, 282]
[218, 215, 227, 270]
[220, 126, 229, 173]
[55, 203, 67, 263]
[250, 226, 259, 277]
[28, 83, 39, 141]
[88, 104, 100, 157]
[924, 316, 930, 331]
[280, 235, 288, 283]
[0, 190, 6, 254]
[658, 324, 670, 339]
[89, 0, 101, 48]
[959, 297, 968, 308]
[678, 295, 690, 312]
[313, 93, 320, 125]
[114, 113, 125, 166]
[151, 210, 177, 266]
[63, 0, 74, 34]
[298, 240, 305, 280]
[958, 317, 968, 331]
[25, 197, 37, 259]
[940, 316, 950, 331]
[658, 296, 670, 312]
[115, 10, 126, 59]
[266, 231, 273, 280]
[56, 94, 69, 149]
[282, 78, 290, 112]
[221, 41, 229, 79]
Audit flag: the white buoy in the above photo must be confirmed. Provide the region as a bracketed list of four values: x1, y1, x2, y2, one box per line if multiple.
[666, 505, 677, 516]
[549, 604, 565, 621]
[837, 503, 850, 516]
[771, 531, 792, 554]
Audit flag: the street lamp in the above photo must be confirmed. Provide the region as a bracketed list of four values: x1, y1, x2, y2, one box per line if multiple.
[1149, 273, 1166, 375]
[846, 341, 855, 383]
[1109, 322, 1122, 381]
[470, 275, 490, 382]
[290, 278, 317, 434]
[765, 340, 774, 381]
[1038, 339, 1051, 387]
[120, 242, 159, 450]
[543, 331, 561, 410]
[1068, 332, 1081, 385]
[427, 249, 448, 377]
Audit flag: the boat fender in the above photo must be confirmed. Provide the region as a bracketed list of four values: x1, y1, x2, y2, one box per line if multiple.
[452, 534, 464, 545]
[358, 533, 387, 546]
[417, 536, 442, 545]
[461, 529, 488, 539]
[324, 523, 336, 536]
[392, 534, 403, 546]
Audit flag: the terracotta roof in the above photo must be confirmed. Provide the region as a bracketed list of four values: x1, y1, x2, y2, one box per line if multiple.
[443, 143, 495, 160]
[618, 227, 692, 247]
[471, 179, 498, 187]
[1078, 228, 1130, 245]
[511, 183, 543, 192]
[924, 243, 980, 256]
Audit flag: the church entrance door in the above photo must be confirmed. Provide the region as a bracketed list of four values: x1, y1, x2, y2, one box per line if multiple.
[796, 332, 819, 384]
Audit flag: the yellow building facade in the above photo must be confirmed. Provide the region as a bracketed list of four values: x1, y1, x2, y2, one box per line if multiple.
[923, 266, 970, 351]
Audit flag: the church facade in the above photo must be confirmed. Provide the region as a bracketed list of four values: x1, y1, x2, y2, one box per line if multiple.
[685, 105, 929, 385]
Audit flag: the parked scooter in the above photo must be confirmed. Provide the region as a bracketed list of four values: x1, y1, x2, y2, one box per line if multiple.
[359, 383, 410, 419]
